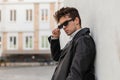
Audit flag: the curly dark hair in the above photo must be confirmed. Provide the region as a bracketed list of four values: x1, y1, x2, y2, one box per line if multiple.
[54, 7, 81, 26]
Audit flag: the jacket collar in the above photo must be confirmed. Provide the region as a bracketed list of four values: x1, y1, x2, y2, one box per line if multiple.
[69, 29, 81, 41]
[73, 27, 90, 40]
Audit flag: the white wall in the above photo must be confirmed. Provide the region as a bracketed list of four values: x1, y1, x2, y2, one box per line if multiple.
[64, 0, 120, 80]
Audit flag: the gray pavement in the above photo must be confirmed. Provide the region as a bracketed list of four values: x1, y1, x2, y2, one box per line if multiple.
[0, 65, 56, 80]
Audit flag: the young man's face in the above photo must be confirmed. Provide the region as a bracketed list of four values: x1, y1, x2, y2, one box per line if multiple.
[59, 16, 78, 36]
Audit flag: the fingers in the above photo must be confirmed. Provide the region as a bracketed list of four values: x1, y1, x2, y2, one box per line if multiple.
[52, 28, 59, 34]
[52, 28, 60, 38]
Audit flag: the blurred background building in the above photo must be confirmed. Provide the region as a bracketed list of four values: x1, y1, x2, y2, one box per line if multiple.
[0, 0, 64, 62]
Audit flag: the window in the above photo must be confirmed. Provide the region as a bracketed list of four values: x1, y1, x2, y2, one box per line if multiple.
[40, 9, 48, 22]
[0, 10, 1, 22]
[40, 35, 49, 49]
[23, 33, 34, 50]
[26, 9, 32, 21]
[10, 10, 16, 21]
[7, 33, 18, 50]
[25, 36, 33, 48]
[9, 36, 17, 49]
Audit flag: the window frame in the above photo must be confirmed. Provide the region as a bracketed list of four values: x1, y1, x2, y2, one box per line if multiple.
[23, 33, 34, 50]
[7, 33, 18, 50]
[26, 9, 33, 22]
[39, 30, 50, 50]
[10, 9, 17, 22]
[39, 4, 50, 22]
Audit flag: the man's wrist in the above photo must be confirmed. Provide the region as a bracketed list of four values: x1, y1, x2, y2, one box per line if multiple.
[51, 36, 59, 40]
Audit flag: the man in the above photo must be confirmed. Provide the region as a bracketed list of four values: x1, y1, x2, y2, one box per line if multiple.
[48, 7, 96, 80]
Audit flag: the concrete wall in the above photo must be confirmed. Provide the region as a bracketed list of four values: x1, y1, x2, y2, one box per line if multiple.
[64, 0, 120, 80]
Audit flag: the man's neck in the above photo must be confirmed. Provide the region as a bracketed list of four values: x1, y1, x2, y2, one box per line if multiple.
[69, 28, 81, 41]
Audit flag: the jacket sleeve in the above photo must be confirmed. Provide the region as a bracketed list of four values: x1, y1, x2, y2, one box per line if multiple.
[66, 36, 96, 80]
[48, 36, 62, 61]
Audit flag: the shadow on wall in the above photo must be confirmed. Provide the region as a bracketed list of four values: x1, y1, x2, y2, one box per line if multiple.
[115, 29, 120, 60]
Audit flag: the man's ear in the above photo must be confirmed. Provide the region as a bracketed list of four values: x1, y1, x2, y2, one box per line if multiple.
[74, 17, 79, 25]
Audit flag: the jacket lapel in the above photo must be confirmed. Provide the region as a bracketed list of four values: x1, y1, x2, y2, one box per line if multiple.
[59, 40, 73, 59]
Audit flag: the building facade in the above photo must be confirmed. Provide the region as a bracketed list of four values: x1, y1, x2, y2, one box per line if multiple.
[0, 0, 63, 61]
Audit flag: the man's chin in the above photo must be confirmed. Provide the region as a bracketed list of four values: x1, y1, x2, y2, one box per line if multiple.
[65, 31, 71, 36]
[66, 33, 71, 36]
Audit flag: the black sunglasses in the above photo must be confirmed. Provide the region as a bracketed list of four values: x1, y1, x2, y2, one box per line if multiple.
[58, 19, 73, 29]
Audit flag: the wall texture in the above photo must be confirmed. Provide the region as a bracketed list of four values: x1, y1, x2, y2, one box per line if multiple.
[64, 0, 120, 80]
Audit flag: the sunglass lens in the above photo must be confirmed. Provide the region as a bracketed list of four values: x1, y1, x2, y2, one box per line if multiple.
[58, 19, 72, 29]
[58, 25, 63, 29]
[63, 21, 68, 26]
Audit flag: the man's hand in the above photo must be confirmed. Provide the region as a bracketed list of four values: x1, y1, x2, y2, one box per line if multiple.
[52, 28, 60, 38]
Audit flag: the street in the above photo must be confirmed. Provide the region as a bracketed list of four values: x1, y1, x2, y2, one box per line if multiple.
[0, 65, 56, 80]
